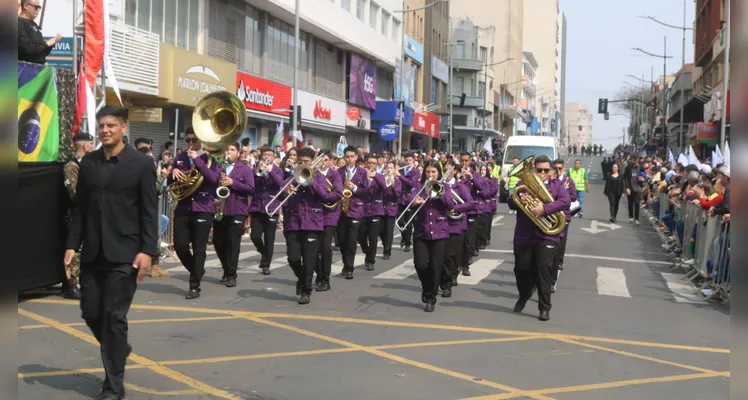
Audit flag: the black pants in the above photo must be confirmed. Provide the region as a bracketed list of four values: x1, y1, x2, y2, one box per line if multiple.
[358, 216, 381, 264]
[514, 240, 558, 312]
[477, 213, 491, 246]
[173, 211, 214, 289]
[462, 216, 478, 267]
[398, 206, 414, 245]
[337, 216, 360, 271]
[379, 215, 396, 256]
[285, 230, 321, 295]
[414, 238, 447, 303]
[627, 191, 641, 220]
[551, 225, 569, 285]
[444, 232, 465, 285]
[213, 215, 247, 279]
[250, 212, 278, 268]
[79, 259, 138, 397]
[608, 192, 622, 220]
[315, 225, 336, 282]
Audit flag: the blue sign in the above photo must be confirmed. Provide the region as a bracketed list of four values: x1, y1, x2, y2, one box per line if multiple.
[371, 101, 414, 127]
[404, 36, 424, 64]
[378, 123, 399, 141]
[44, 37, 82, 70]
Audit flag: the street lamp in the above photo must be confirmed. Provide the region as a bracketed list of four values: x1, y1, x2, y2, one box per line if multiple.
[393, 0, 449, 156]
[632, 41, 673, 155]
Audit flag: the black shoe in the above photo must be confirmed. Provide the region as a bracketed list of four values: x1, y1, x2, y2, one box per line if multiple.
[442, 287, 452, 298]
[538, 310, 550, 321]
[383, 254, 391, 260]
[424, 302, 435, 312]
[472, 250, 479, 257]
[95, 391, 126, 400]
[365, 263, 375, 271]
[314, 278, 322, 287]
[261, 267, 270, 275]
[296, 281, 302, 295]
[513, 298, 527, 313]
[462, 267, 471, 276]
[404, 244, 411, 252]
[225, 278, 236, 288]
[451, 278, 458, 287]
[63, 287, 82, 300]
[219, 275, 228, 283]
[343, 270, 354, 280]
[316, 281, 331, 292]
[558, 263, 564, 271]
[550, 284, 556, 293]
[298, 294, 310, 305]
[609, 218, 614, 223]
[185, 289, 200, 300]
[421, 293, 427, 304]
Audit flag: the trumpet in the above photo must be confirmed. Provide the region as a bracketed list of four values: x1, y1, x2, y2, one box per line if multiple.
[395, 168, 452, 231]
[255, 160, 267, 177]
[385, 173, 395, 188]
[265, 153, 326, 216]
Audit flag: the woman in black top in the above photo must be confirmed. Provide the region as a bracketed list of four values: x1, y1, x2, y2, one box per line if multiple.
[604, 163, 625, 222]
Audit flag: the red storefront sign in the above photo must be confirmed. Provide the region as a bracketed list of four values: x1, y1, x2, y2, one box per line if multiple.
[313, 100, 332, 120]
[413, 111, 441, 138]
[235, 72, 292, 115]
[347, 107, 361, 121]
[696, 122, 719, 141]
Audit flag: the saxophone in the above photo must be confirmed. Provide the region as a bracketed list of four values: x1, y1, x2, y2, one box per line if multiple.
[341, 171, 352, 214]
[510, 156, 567, 236]
[214, 160, 230, 221]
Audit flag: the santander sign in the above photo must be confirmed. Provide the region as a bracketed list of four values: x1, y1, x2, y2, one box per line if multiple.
[235, 72, 292, 115]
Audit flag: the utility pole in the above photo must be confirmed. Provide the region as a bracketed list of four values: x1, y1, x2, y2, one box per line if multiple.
[292, 0, 300, 136]
[448, 19, 454, 153]
[679, 0, 686, 153]
[720, 0, 730, 149]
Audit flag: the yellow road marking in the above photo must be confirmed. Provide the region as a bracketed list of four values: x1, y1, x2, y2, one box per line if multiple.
[18, 309, 243, 400]
[22, 299, 730, 354]
[124, 383, 202, 396]
[161, 347, 358, 365]
[18, 316, 241, 330]
[374, 335, 544, 350]
[19, 366, 147, 379]
[246, 316, 555, 400]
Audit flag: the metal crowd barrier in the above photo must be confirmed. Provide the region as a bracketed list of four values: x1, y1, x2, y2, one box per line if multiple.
[157, 193, 174, 258]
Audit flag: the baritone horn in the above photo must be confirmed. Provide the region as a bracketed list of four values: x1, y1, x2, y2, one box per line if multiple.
[509, 155, 566, 236]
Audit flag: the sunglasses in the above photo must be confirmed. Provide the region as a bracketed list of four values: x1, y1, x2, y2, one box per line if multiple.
[185, 137, 198, 143]
[29, 4, 42, 10]
[536, 168, 551, 173]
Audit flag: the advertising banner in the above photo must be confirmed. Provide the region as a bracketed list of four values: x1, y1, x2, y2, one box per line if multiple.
[404, 36, 424, 64]
[378, 123, 398, 141]
[413, 111, 441, 139]
[431, 56, 449, 83]
[297, 90, 346, 128]
[394, 59, 417, 109]
[349, 53, 377, 109]
[236, 72, 292, 116]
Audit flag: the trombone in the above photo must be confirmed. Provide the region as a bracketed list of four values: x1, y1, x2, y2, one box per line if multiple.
[395, 168, 453, 231]
[265, 153, 326, 216]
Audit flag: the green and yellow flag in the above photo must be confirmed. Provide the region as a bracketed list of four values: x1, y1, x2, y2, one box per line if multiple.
[18, 63, 59, 162]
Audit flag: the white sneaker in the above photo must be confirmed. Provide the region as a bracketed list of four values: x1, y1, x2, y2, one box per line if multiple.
[635, 220, 640, 226]
[629, 218, 634, 223]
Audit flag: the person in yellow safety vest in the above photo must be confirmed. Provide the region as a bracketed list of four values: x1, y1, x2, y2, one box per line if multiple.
[504, 157, 521, 214]
[569, 159, 590, 218]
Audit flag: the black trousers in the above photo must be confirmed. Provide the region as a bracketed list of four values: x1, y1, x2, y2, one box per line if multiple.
[514, 240, 558, 312]
[285, 230, 321, 295]
[337, 216, 360, 271]
[79, 259, 138, 397]
[213, 215, 247, 279]
[379, 215, 396, 256]
[250, 212, 278, 268]
[398, 206, 414, 245]
[608, 193, 622, 220]
[444, 232, 465, 285]
[551, 225, 570, 285]
[627, 191, 641, 220]
[414, 238, 447, 303]
[173, 211, 214, 289]
[358, 216, 381, 264]
[315, 225, 336, 282]
[477, 213, 491, 246]
[462, 216, 478, 268]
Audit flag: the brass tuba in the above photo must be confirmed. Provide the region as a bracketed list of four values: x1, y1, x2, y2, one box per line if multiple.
[322, 176, 339, 209]
[509, 156, 567, 236]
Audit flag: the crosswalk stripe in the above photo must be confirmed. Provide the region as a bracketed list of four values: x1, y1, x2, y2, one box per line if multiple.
[492, 216, 504, 226]
[330, 254, 366, 276]
[660, 273, 704, 303]
[373, 260, 415, 280]
[596, 267, 631, 298]
[460, 259, 504, 285]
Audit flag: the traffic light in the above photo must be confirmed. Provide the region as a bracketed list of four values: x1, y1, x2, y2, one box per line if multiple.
[288, 105, 301, 127]
[598, 98, 608, 114]
[604, 112, 610, 121]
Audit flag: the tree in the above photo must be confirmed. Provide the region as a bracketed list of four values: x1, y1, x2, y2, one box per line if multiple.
[613, 85, 651, 145]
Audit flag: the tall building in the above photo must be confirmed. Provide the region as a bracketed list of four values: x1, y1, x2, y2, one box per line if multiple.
[564, 102, 593, 148]
[522, 0, 560, 136]
[516, 51, 539, 135]
[556, 12, 567, 145]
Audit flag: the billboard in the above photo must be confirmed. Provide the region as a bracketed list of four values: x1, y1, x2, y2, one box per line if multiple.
[349, 53, 377, 110]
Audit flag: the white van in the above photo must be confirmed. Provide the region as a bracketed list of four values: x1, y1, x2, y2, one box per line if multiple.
[498, 136, 558, 202]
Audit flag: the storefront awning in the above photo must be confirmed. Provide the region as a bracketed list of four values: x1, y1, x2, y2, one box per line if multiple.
[454, 127, 503, 137]
[500, 105, 523, 120]
[667, 95, 705, 124]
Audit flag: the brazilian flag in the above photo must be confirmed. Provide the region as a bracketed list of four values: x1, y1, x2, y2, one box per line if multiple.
[18, 63, 59, 162]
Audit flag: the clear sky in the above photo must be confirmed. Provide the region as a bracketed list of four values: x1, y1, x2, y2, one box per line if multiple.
[561, 0, 696, 151]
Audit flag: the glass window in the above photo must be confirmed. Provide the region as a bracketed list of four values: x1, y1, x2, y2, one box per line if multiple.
[151, 0, 163, 38]
[381, 11, 389, 36]
[431, 78, 438, 105]
[369, 3, 378, 29]
[356, 0, 364, 20]
[455, 42, 464, 58]
[480, 46, 487, 61]
[177, 0, 187, 48]
[164, 0, 176, 45]
[503, 146, 554, 163]
[125, 0, 136, 27]
[188, 0, 198, 51]
[341, 0, 349, 12]
[392, 19, 400, 41]
[137, 0, 150, 31]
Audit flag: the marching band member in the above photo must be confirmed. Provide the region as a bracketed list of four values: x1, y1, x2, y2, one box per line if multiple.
[281, 147, 328, 304]
[169, 128, 221, 299]
[486, 163, 499, 246]
[551, 158, 577, 293]
[409, 160, 455, 312]
[250, 147, 285, 275]
[459, 153, 487, 276]
[379, 160, 401, 260]
[338, 146, 368, 279]
[213, 143, 254, 288]
[314, 149, 342, 292]
[359, 154, 386, 271]
[507, 155, 570, 321]
[281, 147, 298, 179]
[441, 160, 474, 297]
[476, 164, 493, 251]
[396, 151, 420, 252]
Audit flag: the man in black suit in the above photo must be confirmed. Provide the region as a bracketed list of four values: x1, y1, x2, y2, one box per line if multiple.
[64, 105, 158, 400]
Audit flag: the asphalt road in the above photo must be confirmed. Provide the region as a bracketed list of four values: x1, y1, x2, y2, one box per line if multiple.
[18, 156, 730, 400]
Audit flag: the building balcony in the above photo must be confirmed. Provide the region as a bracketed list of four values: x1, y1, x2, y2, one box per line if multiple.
[712, 29, 726, 63]
[110, 23, 160, 96]
[447, 94, 491, 111]
[452, 57, 483, 71]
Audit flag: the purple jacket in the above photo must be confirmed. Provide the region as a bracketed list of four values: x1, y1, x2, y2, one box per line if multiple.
[507, 178, 571, 245]
[362, 173, 386, 217]
[383, 176, 402, 217]
[249, 164, 285, 215]
[463, 171, 488, 215]
[169, 152, 221, 213]
[321, 168, 343, 227]
[411, 181, 456, 241]
[222, 161, 255, 216]
[338, 166, 369, 219]
[559, 175, 578, 222]
[282, 173, 327, 232]
[488, 178, 499, 212]
[398, 165, 420, 206]
[447, 181, 475, 234]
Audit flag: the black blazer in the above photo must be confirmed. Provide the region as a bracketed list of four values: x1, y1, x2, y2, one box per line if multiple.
[66, 145, 159, 264]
